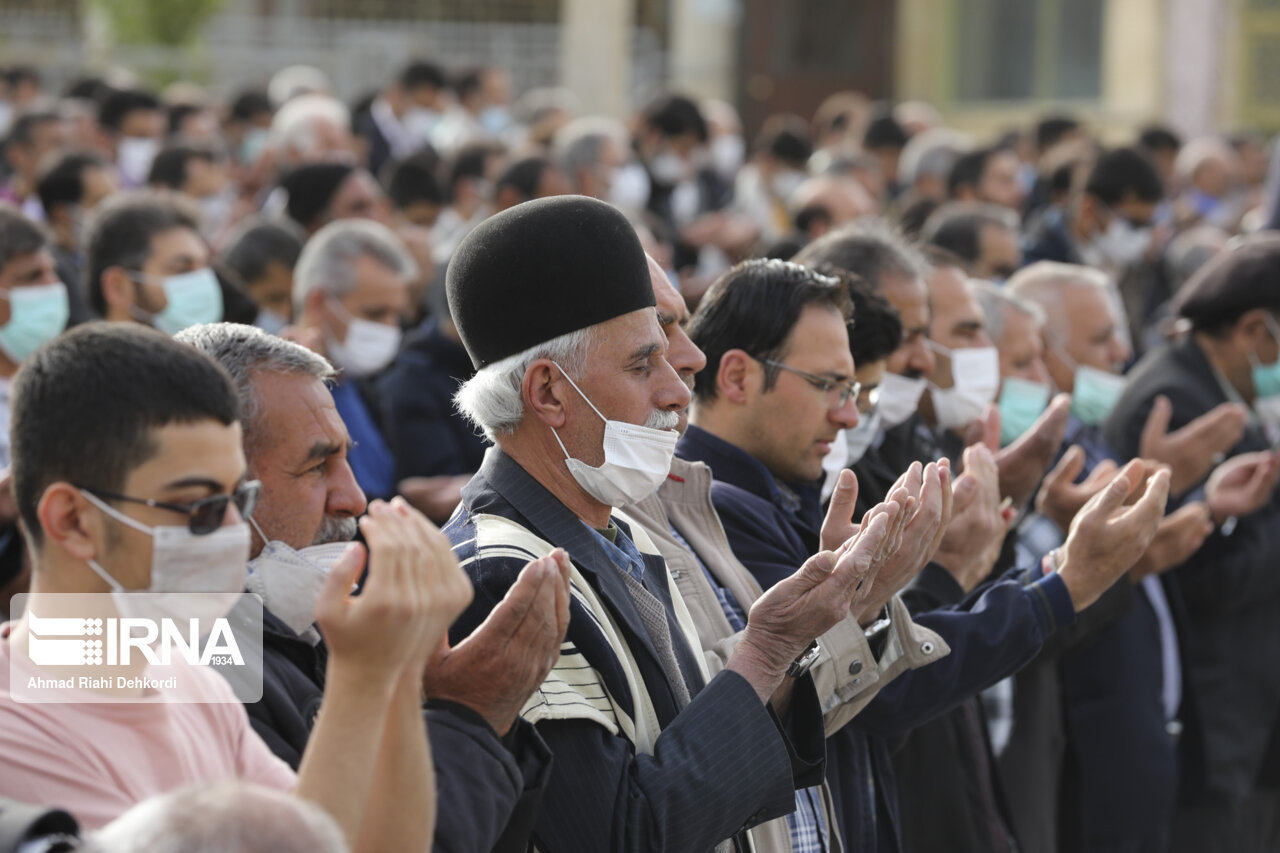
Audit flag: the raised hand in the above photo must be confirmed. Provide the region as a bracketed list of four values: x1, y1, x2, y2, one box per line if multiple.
[1055, 462, 1169, 611]
[315, 498, 474, 692]
[1204, 449, 1280, 526]
[1129, 502, 1213, 581]
[729, 504, 898, 702]
[933, 444, 1014, 593]
[994, 393, 1072, 509]
[423, 549, 572, 735]
[1140, 397, 1247, 495]
[1034, 446, 1119, 533]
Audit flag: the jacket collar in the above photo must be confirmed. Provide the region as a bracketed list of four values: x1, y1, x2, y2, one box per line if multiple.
[463, 446, 679, 694]
[676, 423, 819, 520]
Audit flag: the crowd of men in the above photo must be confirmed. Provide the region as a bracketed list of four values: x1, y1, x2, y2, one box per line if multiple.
[0, 57, 1277, 852]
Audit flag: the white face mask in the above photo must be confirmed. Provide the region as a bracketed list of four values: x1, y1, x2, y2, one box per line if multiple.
[402, 108, 439, 146]
[877, 372, 928, 428]
[80, 491, 250, 626]
[1093, 217, 1152, 267]
[549, 363, 679, 507]
[649, 151, 689, 186]
[710, 134, 745, 179]
[927, 343, 1000, 430]
[609, 162, 652, 211]
[247, 535, 351, 639]
[327, 299, 402, 378]
[771, 169, 806, 202]
[820, 407, 882, 501]
[117, 137, 160, 186]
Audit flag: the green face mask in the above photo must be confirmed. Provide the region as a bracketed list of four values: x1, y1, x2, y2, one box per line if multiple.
[998, 376, 1052, 446]
[1071, 364, 1128, 426]
[1249, 313, 1280, 399]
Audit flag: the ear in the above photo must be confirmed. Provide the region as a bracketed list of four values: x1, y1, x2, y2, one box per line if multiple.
[717, 348, 757, 405]
[1236, 307, 1271, 341]
[36, 483, 100, 563]
[100, 266, 137, 315]
[523, 359, 573, 429]
[302, 287, 332, 327]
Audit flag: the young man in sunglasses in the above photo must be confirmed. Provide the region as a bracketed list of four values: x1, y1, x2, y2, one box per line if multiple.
[0, 323, 472, 851]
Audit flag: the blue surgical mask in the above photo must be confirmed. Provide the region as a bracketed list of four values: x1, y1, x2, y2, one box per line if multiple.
[1056, 346, 1127, 426]
[997, 376, 1051, 446]
[1249, 313, 1280, 399]
[133, 267, 224, 335]
[0, 281, 70, 362]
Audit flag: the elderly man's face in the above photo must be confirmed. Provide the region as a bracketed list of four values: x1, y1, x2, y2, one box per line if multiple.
[559, 307, 690, 468]
[246, 371, 367, 557]
[881, 272, 935, 379]
[1046, 284, 1132, 392]
[327, 254, 410, 339]
[927, 266, 992, 356]
[745, 304, 859, 484]
[650, 257, 705, 434]
[995, 304, 1050, 384]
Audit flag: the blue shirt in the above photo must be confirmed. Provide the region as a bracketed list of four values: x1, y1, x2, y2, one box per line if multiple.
[330, 379, 397, 500]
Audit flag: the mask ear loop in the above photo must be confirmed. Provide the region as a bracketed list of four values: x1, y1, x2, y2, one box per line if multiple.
[547, 360, 608, 463]
[79, 490, 150, 593]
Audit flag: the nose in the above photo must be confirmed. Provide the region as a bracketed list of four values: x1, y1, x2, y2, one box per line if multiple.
[327, 461, 369, 518]
[657, 356, 692, 412]
[667, 327, 708, 377]
[1110, 334, 1132, 369]
[831, 394, 861, 430]
[911, 339, 937, 376]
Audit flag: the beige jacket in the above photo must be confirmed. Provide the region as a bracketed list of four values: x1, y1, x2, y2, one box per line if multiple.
[623, 456, 949, 853]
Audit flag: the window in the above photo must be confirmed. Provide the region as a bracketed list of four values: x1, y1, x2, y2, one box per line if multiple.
[955, 0, 1102, 101]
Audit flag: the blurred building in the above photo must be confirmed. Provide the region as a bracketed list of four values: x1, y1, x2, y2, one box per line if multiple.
[0, 0, 1270, 137]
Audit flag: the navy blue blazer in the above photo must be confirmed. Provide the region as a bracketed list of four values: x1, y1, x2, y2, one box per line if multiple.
[677, 425, 1075, 852]
[445, 448, 827, 853]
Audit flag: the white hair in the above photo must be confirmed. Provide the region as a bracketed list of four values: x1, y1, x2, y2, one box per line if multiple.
[454, 327, 594, 441]
[898, 127, 974, 186]
[972, 279, 1045, 346]
[268, 65, 333, 107]
[1006, 261, 1116, 345]
[268, 94, 349, 158]
[293, 219, 419, 316]
[90, 782, 346, 853]
[1174, 137, 1238, 184]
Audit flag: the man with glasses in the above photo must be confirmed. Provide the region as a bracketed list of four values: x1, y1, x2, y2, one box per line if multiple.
[0, 323, 471, 848]
[680, 258, 1170, 853]
[623, 254, 950, 853]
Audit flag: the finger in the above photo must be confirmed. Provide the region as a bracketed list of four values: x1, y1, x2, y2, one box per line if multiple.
[1043, 445, 1085, 494]
[489, 556, 552, 639]
[1024, 393, 1072, 448]
[550, 549, 573, 639]
[1081, 457, 1120, 489]
[903, 460, 924, 500]
[1140, 396, 1172, 456]
[981, 404, 1001, 452]
[1109, 467, 1171, 533]
[1078, 459, 1145, 531]
[833, 511, 891, 591]
[821, 469, 860, 542]
[315, 541, 367, 624]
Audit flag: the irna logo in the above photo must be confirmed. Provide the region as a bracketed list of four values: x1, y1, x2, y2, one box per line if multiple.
[26, 611, 244, 667]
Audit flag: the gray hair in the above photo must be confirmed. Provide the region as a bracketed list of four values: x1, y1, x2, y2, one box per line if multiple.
[793, 218, 929, 289]
[175, 322, 335, 458]
[454, 327, 594, 442]
[898, 127, 974, 186]
[292, 218, 418, 317]
[90, 782, 346, 853]
[268, 94, 348, 158]
[972, 279, 1045, 345]
[554, 117, 628, 178]
[1006, 261, 1115, 345]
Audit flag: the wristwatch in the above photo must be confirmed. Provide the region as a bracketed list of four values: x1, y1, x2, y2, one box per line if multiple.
[787, 640, 822, 678]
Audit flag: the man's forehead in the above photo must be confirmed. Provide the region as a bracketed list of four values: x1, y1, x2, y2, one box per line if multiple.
[256, 372, 348, 446]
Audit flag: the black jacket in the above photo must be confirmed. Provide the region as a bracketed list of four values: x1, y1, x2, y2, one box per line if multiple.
[1105, 334, 1280, 804]
[247, 608, 553, 852]
[378, 317, 487, 482]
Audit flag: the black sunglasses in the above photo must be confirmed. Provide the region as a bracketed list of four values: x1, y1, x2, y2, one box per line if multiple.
[80, 480, 261, 535]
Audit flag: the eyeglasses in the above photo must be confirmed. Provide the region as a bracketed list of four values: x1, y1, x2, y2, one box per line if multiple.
[80, 480, 261, 535]
[754, 356, 861, 408]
